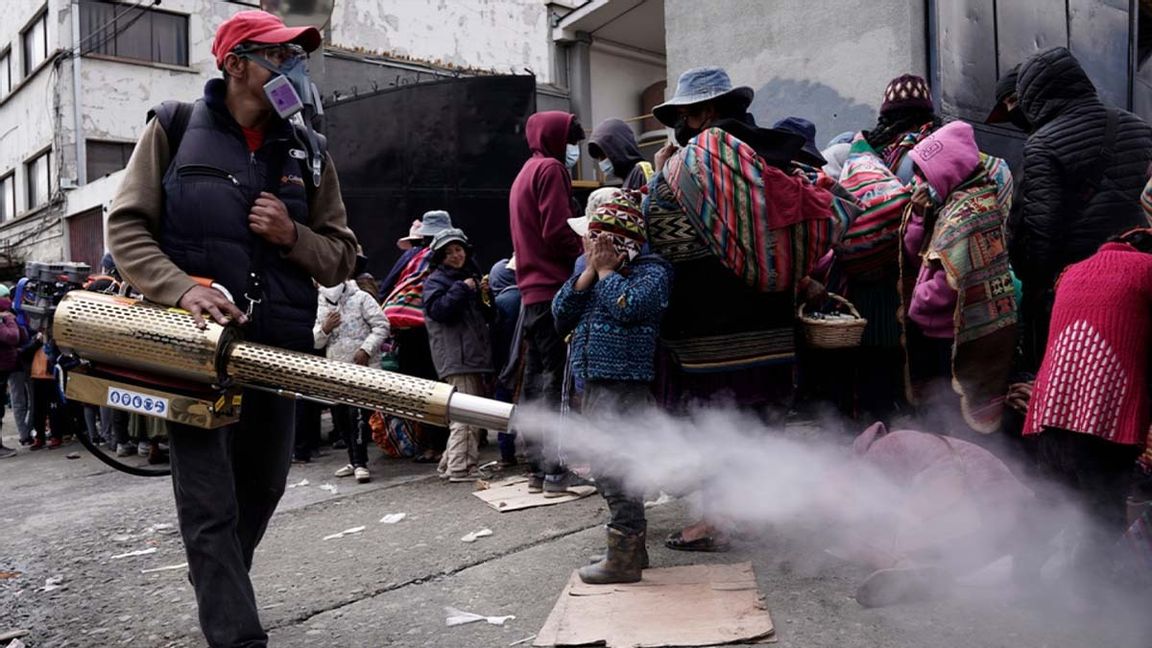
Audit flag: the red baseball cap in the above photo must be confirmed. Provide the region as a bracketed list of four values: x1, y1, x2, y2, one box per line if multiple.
[212, 10, 322, 69]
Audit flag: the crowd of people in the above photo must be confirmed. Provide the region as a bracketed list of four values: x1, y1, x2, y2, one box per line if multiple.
[4, 9, 1151, 643]
[279, 47, 1152, 592]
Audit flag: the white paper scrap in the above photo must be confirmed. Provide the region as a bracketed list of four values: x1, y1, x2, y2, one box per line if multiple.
[140, 562, 189, 575]
[444, 606, 515, 627]
[460, 528, 493, 543]
[111, 548, 158, 560]
[380, 513, 407, 524]
[323, 526, 367, 541]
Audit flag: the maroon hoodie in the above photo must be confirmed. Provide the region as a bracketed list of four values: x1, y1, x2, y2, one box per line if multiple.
[510, 111, 583, 305]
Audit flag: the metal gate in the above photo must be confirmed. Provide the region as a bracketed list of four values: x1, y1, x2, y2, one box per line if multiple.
[323, 75, 536, 279]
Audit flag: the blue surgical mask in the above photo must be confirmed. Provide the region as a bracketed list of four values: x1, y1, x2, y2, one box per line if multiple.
[598, 158, 614, 177]
[565, 144, 580, 169]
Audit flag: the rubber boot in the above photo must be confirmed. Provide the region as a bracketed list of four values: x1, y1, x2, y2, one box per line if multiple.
[579, 528, 644, 584]
[589, 544, 649, 569]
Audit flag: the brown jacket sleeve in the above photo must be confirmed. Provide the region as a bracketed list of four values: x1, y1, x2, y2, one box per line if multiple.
[284, 152, 358, 287]
[107, 119, 358, 304]
[106, 118, 199, 307]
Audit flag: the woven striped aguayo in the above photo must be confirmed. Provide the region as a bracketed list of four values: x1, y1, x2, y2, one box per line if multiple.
[663, 127, 837, 293]
[923, 170, 1017, 433]
[836, 138, 914, 276]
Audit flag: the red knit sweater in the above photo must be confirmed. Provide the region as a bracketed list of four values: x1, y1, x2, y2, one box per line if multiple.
[1024, 243, 1152, 445]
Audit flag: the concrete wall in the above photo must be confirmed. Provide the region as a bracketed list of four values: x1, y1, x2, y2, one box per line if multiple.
[664, 0, 927, 146]
[329, 0, 554, 82]
[588, 45, 665, 129]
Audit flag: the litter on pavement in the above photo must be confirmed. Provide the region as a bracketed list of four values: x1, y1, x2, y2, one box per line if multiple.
[380, 513, 407, 524]
[287, 479, 310, 488]
[323, 526, 366, 541]
[460, 528, 493, 543]
[318, 483, 339, 494]
[140, 562, 188, 575]
[444, 606, 515, 627]
[110, 548, 158, 560]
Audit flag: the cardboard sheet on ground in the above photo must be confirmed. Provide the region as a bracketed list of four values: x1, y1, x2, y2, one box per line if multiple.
[472, 476, 596, 512]
[534, 561, 776, 647]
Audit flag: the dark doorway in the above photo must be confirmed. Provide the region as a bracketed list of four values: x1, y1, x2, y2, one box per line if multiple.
[323, 75, 537, 280]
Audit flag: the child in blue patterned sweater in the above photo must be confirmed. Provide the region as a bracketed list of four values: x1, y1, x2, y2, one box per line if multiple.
[552, 189, 672, 585]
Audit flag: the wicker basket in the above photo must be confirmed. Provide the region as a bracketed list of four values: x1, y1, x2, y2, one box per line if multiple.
[798, 293, 868, 349]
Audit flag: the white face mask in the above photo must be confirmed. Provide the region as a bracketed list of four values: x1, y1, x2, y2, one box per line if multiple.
[565, 143, 580, 169]
[598, 158, 614, 177]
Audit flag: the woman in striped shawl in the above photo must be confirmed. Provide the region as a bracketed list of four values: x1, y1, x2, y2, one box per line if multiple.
[645, 67, 841, 552]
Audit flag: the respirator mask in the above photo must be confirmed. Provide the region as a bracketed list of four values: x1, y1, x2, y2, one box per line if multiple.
[236, 43, 325, 185]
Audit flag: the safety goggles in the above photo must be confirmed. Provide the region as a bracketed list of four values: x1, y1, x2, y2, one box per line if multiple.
[233, 43, 307, 66]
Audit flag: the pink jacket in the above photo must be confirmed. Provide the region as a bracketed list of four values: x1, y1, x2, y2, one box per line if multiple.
[904, 122, 982, 340]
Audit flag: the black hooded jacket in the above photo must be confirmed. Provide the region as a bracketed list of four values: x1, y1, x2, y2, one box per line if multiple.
[1008, 47, 1152, 290]
[588, 119, 648, 190]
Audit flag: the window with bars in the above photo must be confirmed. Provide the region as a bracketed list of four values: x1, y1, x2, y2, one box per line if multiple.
[21, 10, 48, 77]
[0, 50, 11, 99]
[25, 150, 51, 210]
[0, 172, 15, 222]
[86, 140, 135, 181]
[79, 0, 189, 67]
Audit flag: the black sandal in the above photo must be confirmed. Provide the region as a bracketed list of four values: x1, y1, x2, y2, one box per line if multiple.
[664, 530, 731, 553]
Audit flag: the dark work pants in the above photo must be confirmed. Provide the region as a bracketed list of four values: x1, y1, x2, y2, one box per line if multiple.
[395, 327, 448, 452]
[1037, 427, 1141, 575]
[583, 379, 650, 536]
[293, 399, 321, 461]
[520, 302, 569, 477]
[332, 404, 370, 468]
[169, 388, 295, 648]
[32, 378, 78, 441]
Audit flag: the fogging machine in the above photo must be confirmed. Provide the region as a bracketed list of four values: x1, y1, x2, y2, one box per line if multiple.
[52, 292, 514, 471]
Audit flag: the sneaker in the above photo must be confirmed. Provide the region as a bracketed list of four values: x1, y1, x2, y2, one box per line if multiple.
[19, 439, 33, 447]
[137, 441, 149, 457]
[447, 470, 476, 483]
[47, 437, 63, 450]
[0, 445, 16, 459]
[543, 472, 594, 498]
[354, 467, 370, 483]
[29, 438, 45, 451]
[334, 464, 355, 478]
[332, 439, 347, 450]
[116, 443, 135, 458]
[436, 469, 450, 480]
[527, 474, 544, 493]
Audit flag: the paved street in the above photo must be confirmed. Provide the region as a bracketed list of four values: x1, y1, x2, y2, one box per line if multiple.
[1, 420, 1149, 648]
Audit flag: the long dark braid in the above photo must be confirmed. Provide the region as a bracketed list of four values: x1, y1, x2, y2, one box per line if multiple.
[865, 107, 941, 150]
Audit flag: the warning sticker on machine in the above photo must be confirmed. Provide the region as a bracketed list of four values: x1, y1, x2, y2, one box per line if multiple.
[107, 387, 169, 418]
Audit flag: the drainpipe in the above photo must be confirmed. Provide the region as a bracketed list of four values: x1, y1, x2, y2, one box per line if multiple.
[71, 2, 86, 186]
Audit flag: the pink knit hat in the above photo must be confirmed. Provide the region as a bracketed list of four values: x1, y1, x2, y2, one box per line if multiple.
[909, 121, 980, 199]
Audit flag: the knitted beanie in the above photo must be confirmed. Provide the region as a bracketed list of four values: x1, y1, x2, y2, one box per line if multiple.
[909, 120, 980, 199]
[589, 190, 646, 261]
[881, 74, 933, 115]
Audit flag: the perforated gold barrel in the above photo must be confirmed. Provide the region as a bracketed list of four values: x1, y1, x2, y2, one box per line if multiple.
[53, 292, 234, 383]
[226, 343, 455, 426]
[52, 292, 515, 430]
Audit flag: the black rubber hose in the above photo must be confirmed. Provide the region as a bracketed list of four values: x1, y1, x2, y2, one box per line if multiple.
[75, 423, 171, 478]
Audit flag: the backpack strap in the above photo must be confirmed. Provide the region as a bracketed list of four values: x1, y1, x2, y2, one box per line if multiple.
[147, 100, 195, 168]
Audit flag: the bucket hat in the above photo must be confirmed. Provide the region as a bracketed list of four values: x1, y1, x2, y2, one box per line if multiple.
[773, 117, 827, 167]
[420, 210, 454, 239]
[652, 67, 753, 127]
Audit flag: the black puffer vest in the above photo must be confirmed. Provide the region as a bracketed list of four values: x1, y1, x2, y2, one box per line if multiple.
[159, 80, 316, 351]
